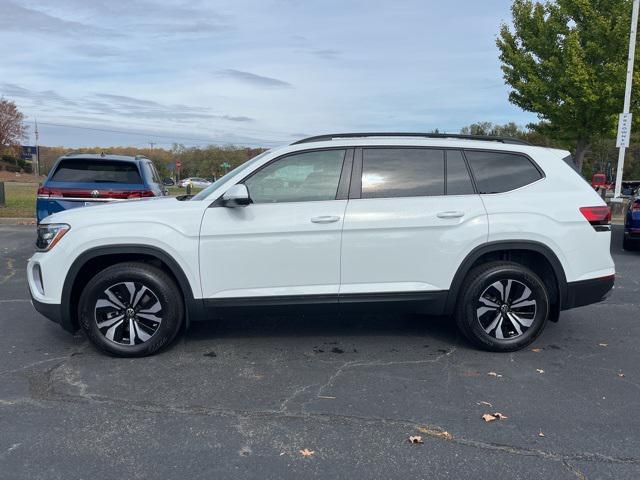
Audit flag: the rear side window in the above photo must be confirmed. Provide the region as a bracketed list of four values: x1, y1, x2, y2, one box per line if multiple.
[50, 159, 143, 184]
[465, 150, 542, 194]
[446, 150, 474, 195]
[142, 162, 161, 184]
[361, 148, 444, 198]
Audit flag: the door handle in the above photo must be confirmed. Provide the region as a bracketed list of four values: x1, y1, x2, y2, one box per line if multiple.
[311, 215, 340, 224]
[437, 211, 465, 219]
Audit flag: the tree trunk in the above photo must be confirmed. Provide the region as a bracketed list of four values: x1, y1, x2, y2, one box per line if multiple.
[573, 138, 589, 173]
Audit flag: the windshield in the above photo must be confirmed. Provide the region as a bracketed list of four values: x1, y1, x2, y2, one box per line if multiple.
[191, 150, 271, 200]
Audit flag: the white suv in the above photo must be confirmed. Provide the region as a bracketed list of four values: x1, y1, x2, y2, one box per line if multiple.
[28, 133, 615, 357]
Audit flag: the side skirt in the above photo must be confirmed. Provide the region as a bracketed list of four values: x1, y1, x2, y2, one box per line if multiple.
[200, 291, 448, 320]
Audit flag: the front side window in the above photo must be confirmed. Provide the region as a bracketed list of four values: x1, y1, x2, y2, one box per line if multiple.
[465, 150, 542, 194]
[244, 149, 345, 203]
[361, 148, 444, 198]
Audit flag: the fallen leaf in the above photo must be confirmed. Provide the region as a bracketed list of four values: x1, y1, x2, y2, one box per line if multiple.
[618, 373, 625, 378]
[487, 372, 503, 378]
[477, 401, 493, 407]
[418, 426, 453, 440]
[536, 369, 545, 374]
[483, 412, 507, 422]
[538, 430, 545, 437]
[598, 343, 608, 347]
[531, 348, 542, 353]
[299, 448, 314, 457]
[408, 435, 424, 444]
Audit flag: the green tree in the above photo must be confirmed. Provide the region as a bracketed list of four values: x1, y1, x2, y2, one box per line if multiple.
[497, 0, 638, 170]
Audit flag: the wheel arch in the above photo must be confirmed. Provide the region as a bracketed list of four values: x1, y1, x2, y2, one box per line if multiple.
[445, 241, 568, 318]
[60, 245, 204, 333]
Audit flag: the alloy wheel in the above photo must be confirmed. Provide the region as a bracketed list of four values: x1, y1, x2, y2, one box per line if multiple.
[476, 279, 537, 340]
[94, 281, 163, 345]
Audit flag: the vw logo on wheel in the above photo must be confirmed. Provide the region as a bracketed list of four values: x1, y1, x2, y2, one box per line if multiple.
[91, 190, 100, 198]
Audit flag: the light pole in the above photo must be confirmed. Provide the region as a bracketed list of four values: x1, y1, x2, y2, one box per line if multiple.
[613, 0, 640, 200]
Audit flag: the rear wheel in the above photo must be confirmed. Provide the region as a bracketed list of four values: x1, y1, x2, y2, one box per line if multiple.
[454, 261, 549, 352]
[78, 262, 183, 357]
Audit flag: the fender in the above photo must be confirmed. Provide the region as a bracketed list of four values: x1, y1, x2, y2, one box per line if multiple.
[60, 244, 205, 332]
[444, 240, 568, 315]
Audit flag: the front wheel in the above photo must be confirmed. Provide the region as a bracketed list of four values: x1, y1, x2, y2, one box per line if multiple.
[454, 261, 549, 352]
[78, 262, 184, 357]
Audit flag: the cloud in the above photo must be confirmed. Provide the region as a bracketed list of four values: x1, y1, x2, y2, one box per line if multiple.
[1, 84, 253, 124]
[0, 1, 115, 37]
[214, 69, 293, 88]
[310, 49, 341, 59]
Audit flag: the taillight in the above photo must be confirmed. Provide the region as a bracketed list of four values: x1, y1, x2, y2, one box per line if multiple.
[124, 190, 155, 199]
[632, 201, 640, 213]
[580, 206, 611, 230]
[37, 186, 63, 197]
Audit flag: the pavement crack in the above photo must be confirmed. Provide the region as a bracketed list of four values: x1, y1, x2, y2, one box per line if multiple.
[0, 258, 16, 284]
[316, 347, 457, 397]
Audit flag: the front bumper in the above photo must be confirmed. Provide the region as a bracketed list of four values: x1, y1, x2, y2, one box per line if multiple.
[30, 290, 62, 325]
[563, 274, 615, 310]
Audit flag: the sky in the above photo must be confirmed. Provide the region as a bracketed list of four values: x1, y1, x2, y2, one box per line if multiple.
[0, 0, 538, 148]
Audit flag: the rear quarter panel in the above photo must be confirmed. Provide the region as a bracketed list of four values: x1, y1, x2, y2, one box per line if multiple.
[481, 149, 614, 283]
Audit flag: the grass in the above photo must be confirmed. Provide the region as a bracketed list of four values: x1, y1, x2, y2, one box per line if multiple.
[167, 185, 204, 196]
[0, 182, 38, 218]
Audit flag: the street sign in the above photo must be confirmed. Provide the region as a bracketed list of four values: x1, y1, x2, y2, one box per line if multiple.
[20, 146, 37, 160]
[616, 113, 633, 148]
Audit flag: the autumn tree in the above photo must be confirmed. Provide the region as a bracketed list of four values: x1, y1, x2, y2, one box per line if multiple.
[497, 0, 638, 170]
[0, 98, 27, 155]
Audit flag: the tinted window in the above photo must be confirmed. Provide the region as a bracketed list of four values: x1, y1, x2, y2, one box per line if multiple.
[245, 149, 345, 203]
[50, 159, 143, 184]
[465, 151, 542, 194]
[361, 148, 444, 198]
[446, 150, 474, 195]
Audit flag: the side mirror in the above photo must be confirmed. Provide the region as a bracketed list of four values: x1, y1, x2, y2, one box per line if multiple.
[222, 184, 251, 207]
[162, 177, 174, 186]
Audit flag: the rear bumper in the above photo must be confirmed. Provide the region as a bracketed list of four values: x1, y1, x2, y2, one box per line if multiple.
[563, 275, 615, 310]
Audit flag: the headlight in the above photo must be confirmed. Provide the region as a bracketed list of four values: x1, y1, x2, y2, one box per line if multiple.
[36, 223, 70, 251]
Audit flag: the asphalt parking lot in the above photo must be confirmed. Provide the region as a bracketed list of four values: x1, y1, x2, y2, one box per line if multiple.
[1, 225, 639, 479]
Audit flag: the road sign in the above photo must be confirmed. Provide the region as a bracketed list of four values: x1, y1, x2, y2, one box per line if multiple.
[20, 146, 37, 160]
[616, 113, 633, 148]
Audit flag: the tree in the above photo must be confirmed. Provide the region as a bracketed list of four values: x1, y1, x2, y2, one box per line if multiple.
[497, 0, 638, 171]
[0, 98, 27, 154]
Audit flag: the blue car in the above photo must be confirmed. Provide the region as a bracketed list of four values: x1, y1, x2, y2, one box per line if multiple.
[624, 193, 640, 250]
[37, 153, 168, 223]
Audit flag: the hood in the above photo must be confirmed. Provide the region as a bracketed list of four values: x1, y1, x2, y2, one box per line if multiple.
[41, 196, 197, 226]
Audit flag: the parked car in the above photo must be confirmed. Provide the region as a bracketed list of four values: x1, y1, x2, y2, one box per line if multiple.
[177, 177, 211, 188]
[591, 173, 607, 190]
[624, 194, 640, 250]
[28, 133, 615, 357]
[36, 154, 168, 223]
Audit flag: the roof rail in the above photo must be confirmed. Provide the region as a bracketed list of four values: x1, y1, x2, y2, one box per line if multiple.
[291, 132, 533, 146]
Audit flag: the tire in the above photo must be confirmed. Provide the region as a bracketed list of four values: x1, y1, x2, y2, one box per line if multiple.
[78, 262, 184, 357]
[454, 261, 549, 352]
